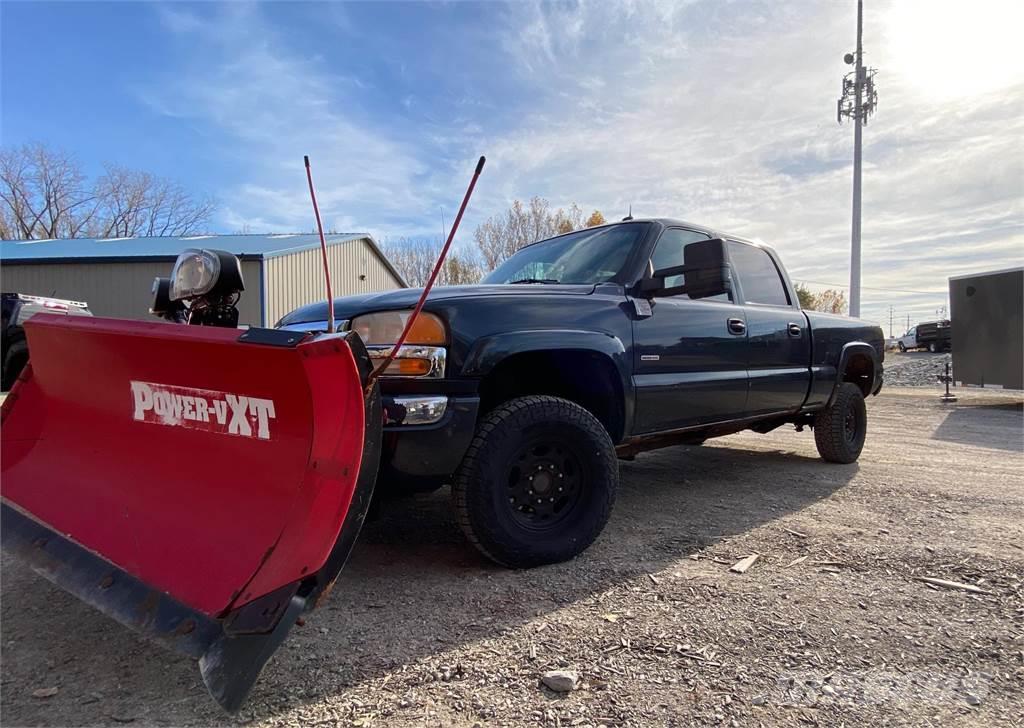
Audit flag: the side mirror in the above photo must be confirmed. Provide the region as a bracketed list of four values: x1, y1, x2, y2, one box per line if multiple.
[639, 238, 731, 299]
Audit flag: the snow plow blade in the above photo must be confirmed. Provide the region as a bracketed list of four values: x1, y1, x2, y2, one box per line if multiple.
[1, 315, 382, 712]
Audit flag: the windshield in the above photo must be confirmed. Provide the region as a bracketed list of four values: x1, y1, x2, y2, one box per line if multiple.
[482, 223, 648, 285]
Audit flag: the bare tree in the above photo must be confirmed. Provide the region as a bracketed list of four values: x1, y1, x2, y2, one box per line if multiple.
[382, 237, 484, 287]
[0, 143, 214, 240]
[94, 165, 215, 238]
[0, 143, 97, 239]
[473, 197, 606, 270]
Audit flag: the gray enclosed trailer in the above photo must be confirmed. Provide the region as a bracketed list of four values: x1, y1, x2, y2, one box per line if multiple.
[949, 267, 1024, 390]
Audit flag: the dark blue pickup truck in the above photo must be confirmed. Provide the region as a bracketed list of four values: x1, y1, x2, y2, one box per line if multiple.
[278, 219, 884, 568]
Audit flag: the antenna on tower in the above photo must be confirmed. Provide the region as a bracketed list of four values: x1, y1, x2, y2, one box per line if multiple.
[621, 204, 633, 222]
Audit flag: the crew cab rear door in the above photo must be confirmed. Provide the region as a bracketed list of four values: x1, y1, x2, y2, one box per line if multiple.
[727, 240, 811, 415]
[631, 228, 750, 433]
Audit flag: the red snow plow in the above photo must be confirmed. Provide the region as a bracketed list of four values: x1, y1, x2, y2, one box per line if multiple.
[1, 315, 382, 711]
[0, 154, 484, 712]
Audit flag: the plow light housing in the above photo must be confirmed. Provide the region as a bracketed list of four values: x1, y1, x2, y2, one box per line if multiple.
[169, 248, 245, 301]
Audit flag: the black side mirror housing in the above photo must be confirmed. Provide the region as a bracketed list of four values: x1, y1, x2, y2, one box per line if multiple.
[639, 238, 732, 299]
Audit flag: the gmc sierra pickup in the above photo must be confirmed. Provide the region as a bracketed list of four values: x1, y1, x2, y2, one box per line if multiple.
[277, 219, 885, 568]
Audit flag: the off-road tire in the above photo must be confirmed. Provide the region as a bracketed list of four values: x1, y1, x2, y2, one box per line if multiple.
[1, 341, 28, 392]
[453, 395, 617, 568]
[814, 382, 867, 464]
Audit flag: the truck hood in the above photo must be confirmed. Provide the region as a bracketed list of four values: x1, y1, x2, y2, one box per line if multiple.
[277, 283, 598, 327]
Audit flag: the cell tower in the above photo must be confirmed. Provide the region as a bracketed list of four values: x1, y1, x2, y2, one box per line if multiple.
[837, 0, 878, 318]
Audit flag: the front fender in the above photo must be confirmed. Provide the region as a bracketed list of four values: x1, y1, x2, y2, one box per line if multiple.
[461, 329, 634, 434]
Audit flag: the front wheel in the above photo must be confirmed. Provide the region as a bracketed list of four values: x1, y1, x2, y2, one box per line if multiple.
[898, 342, 906, 352]
[452, 395, 618, 568]
[813, 382, 867, 464]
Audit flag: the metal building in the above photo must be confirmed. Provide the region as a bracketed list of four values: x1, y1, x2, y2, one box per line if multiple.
[0, 234, 406, 326]
[949, 267, 1023, 390]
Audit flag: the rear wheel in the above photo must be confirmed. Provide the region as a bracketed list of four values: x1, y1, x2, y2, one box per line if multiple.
[814, 382, 867, 464]
[452, 395, 617, 568]
[928, 342, 938, 353]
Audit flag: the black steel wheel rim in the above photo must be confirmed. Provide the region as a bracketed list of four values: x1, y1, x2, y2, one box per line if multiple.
[505, 437, 586, 530]
[844, 408, 859, 444]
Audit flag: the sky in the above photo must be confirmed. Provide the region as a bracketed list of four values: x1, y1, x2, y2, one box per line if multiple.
[2, 0, 1022, 329]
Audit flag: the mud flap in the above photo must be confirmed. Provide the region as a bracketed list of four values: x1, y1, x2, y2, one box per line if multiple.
[1, 315, 383, 711]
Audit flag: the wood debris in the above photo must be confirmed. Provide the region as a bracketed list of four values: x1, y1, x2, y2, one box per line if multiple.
[918, 577, 989, 594]
[730, 554, 759, 573]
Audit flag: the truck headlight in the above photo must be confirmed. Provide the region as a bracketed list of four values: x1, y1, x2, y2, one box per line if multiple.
[351, 312, 447, 378]
[350, 312, 446, 346]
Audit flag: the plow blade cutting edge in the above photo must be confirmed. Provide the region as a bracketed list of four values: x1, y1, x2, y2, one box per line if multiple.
[1, 315, 382, 711]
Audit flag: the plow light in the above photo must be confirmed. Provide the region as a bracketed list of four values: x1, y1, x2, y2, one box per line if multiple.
[169, 248, 245, 301]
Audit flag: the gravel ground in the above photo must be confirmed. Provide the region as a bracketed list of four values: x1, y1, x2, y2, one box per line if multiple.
[2, 389, 1022, 727]
[884, 352, 953, 388]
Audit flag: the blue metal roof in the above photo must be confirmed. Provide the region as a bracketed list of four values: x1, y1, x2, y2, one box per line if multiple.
[0, 233, 370, 263]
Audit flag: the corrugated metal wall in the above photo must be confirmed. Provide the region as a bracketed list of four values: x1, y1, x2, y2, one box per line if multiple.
[1, 260, 262, 325]
[264, 237, 402, 325]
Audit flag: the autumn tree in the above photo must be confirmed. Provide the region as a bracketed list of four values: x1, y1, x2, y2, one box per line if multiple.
[794, 282, 848, 314]
[0, 143, 214, 240]
[473, 197, 606, 270]
[381, 237, 484, 287]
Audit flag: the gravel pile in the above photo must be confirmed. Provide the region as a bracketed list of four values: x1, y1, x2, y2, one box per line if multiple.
[884, 352, 952, 387]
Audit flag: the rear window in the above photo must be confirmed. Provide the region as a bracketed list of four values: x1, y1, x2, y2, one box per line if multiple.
[727, 241, 790, 306]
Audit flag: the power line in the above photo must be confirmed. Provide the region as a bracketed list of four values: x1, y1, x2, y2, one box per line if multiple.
[793, 279, 945, 295]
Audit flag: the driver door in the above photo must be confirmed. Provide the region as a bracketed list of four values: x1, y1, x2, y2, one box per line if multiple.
[631, 228, 749, 434]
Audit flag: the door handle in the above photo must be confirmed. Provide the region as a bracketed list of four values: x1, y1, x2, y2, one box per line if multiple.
[727, 318, 746, 335]
[788, 322, 802, 337]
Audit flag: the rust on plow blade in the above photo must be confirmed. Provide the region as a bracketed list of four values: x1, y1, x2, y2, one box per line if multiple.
[0, 315, 382, 711]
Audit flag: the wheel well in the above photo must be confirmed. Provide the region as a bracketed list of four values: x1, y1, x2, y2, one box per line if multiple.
[842, 352, 874, 396]
[478, 349, 625, 442]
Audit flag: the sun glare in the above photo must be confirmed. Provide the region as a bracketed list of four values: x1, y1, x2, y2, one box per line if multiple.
[884, 0, 1024, 99]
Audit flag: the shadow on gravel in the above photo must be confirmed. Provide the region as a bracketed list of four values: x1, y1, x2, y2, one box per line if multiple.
[931, 401, 1024, 452]
[1, 442, 857, 726]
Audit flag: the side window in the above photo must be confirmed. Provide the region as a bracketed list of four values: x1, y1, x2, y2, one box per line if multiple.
[650, 229, 730, 301]
[727, 241, 790, 306]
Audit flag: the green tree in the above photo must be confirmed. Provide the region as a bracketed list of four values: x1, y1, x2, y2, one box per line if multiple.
[794, 282, 816, 309]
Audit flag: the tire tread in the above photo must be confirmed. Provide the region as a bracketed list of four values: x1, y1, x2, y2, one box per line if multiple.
[452, 395, 617, 568]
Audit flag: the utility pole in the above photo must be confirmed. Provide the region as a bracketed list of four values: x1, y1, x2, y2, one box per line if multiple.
[888, 305, 894, 338]
[837, 0, 878, 318]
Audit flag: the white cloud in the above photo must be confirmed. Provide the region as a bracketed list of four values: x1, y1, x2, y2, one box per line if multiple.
[474, 0, 1023, 324]
[141, 0, 1023, 326]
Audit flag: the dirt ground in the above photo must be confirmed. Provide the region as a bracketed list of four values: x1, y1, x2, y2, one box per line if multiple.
[2, 389, 1022, 727]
